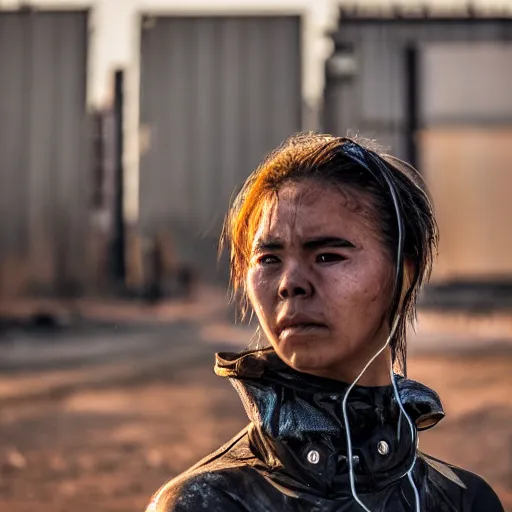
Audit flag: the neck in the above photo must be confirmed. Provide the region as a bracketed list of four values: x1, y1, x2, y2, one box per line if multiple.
[303, 345, 393, 387]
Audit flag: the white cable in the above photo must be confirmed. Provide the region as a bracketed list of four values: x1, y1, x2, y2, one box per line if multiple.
[341, 315, 422, 512]
[341, 315, 400, 512]
[390, 367, 421, 512]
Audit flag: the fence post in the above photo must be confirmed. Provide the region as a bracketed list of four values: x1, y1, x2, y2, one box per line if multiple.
[111, 69, 126, 286]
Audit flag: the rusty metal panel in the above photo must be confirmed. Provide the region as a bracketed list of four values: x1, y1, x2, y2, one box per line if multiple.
[139, 16, 302, 277]
[0, 11, 88, 297]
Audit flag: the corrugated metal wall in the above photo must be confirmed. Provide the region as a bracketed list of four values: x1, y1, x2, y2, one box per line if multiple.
[139, 16, 302, 278]
[324, 18, 512, 159]
[0, 11, 88, 297]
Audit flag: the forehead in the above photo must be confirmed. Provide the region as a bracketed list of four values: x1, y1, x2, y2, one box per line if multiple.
[253, 181, 377, 242]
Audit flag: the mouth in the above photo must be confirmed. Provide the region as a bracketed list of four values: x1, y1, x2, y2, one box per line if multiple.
[277, 320, 328, 338]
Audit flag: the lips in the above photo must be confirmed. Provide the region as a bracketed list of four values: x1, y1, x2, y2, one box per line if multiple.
[276, 314, 327, 337]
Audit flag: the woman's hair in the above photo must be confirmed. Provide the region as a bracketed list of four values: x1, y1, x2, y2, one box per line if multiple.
[220, 132, 438, 376]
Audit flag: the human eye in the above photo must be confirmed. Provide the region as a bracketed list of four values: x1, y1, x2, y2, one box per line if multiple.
[316, 253, 346, 264]
[258, 254, 281, 266]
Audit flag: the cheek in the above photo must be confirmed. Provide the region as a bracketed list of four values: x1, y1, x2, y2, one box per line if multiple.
[322, 260, 392, 313]
[358, 265, 394, 315]
[246, 268, 274, 314]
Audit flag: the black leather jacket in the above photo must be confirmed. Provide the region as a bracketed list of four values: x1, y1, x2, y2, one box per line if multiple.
[147, 348, 504, 512]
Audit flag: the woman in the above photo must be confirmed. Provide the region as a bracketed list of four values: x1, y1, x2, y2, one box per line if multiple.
[146, 134, 504, 511]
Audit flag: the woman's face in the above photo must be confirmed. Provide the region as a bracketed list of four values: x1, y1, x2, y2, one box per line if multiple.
[246, 180, 395, 383]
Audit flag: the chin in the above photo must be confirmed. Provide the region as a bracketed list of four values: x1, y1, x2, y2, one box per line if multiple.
[277, 338, 342, 375]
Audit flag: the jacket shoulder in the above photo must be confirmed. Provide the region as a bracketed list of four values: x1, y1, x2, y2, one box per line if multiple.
[419, 452, 504, 512]
[145, 465, 256, 512]
[145, 426, 260, 512]
[451, 466, 504, 511]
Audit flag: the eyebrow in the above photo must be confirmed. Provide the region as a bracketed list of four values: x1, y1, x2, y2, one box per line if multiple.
[254, 237, 356, 252]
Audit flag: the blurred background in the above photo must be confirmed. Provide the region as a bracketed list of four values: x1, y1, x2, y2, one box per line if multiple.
[0, 0, 511, 511]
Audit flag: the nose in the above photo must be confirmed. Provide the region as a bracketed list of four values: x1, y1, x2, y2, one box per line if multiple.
[278, 265, 313, 299]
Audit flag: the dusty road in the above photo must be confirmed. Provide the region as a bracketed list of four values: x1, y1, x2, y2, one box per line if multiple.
[0, 300, 511, 512]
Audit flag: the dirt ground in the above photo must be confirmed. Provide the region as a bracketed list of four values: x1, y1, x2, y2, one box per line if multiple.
[0, 347, 510, 512]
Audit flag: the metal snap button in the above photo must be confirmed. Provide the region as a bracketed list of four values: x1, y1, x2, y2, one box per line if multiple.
[307, 450, 320, 464]
[352, 455, 360, 466]
[377, 440, 390, 456]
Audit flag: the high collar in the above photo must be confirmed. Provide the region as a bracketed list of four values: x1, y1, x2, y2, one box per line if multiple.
[215, 347, 445, 497]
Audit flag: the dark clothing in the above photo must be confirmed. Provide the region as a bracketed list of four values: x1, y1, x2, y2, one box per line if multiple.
[147, 348, 504, 512]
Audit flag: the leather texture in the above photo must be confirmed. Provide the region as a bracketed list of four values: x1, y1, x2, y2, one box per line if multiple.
[147, 348, 504, 512]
